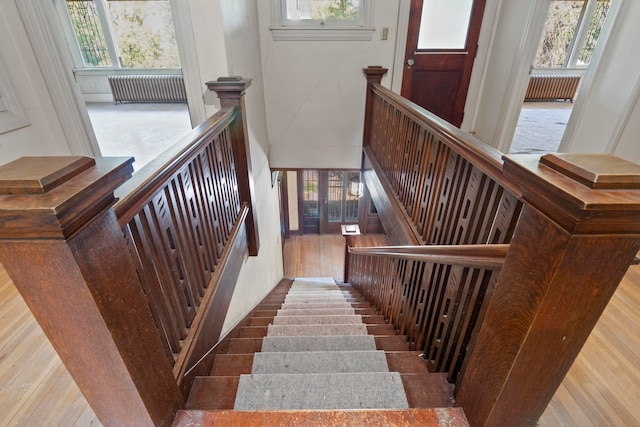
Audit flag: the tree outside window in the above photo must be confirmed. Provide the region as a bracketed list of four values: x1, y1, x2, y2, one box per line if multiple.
[65, 0, 180, 69]
[534, 0, 611, 69]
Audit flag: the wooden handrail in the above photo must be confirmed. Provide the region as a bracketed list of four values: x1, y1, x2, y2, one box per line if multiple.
[349, 244, 509, 269]
[367, 81, 522, 198]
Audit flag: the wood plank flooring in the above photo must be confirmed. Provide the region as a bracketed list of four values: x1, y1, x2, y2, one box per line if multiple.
[0, 234, 638, 426]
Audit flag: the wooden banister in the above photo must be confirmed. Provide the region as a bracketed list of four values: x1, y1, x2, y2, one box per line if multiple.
[349, 244, 509, 269]
[359, 67, 640, 426]
[0, 157, 183, 427]
[361, 67, 522, 249]
[455, 153, 640, 426]
[0, 75, 259, 426]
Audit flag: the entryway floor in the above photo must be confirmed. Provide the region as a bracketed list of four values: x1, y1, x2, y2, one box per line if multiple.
[510, 101, 573, 154]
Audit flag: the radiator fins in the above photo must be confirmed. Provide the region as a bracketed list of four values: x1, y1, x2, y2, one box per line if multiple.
[525, 75, 581, 102]
[108, 75, 187, 103]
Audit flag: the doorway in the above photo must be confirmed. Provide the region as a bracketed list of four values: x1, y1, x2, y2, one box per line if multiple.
[511, 0, 612, 155]
[299, 170, 362, 234]
[401, 0, 487, 127]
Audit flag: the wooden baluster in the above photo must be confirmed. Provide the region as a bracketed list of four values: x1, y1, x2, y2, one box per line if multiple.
[456, 154, 640, 426]
[0, 157, 184, 427]
[206, 77, 260, 256]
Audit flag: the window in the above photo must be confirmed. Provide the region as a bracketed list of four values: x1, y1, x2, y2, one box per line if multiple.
[271, 0, 374, 41]
[65, 0, 180, 69]
[534, 0, 611, 68]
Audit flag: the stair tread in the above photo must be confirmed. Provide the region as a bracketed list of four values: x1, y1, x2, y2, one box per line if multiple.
[277, 308, 356, 316]
[281, 302, 353, 309]
[272, 314, 363, 325]
[267, 324, 368, 336]
[174, 408, 470, 426]
[251, 350, 389, 374]
[261, 335, 377, 352]
[234, 372, 409, 410]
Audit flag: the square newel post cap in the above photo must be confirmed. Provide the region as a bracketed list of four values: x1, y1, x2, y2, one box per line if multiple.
[206, 76, 252, 107]
[341, 224, 361, 241]
[363, 66, 388, 84]
[503, 153, 640, 234]
[0, 156, 134, 239]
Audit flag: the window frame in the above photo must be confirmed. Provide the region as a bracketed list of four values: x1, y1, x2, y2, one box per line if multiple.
[270, 0, 375, 41]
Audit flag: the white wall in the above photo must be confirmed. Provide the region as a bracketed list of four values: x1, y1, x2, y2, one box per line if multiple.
[258, 1, 400, 169]
[217, 0, 284, 335]
[0, 2, 77, 163]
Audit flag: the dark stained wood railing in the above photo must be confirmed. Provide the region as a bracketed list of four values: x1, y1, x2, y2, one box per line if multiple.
[114, 106, 242, 370]
[362, 66, 521, 247]
[359, 66, 640, 426]
[349, 245, 507, 381]
[0, 76, 259, 427]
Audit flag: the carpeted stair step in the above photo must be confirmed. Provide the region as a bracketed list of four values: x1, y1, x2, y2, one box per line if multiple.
[261, 335, 377, 352]
[276, 308, 355, 316]
[280, 302, 353, 309]
[251, 350, 389, 374]
[267, 324, 368, 336]
[272, 314, 363, 325]
[234, 372, 409, 410]
[284, 297, 349, 303]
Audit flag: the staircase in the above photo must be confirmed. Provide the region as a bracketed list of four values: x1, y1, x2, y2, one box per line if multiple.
[174, 278, 468, 426]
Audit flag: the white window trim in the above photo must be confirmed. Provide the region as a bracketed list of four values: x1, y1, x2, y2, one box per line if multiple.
[270, 0, 375, 41]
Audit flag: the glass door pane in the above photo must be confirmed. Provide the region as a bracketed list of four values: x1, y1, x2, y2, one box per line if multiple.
[301, 170, 320, 233]
[417, 0, 474, 50]
[327, 171, 344, 223]
[344, 171, 360, 222]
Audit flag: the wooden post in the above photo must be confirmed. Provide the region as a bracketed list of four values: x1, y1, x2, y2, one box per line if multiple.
[362, 66, 388, 148]
[341, 224, 361, 283]
[206, 76, 260, 256]
[0, 157, 184, 427]
[455, 153, 640, 426]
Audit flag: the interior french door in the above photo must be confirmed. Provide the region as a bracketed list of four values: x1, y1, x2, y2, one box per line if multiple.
[299, 170, 361, 234]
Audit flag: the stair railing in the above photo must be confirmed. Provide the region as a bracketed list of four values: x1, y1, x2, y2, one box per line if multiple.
[360, 66, 640, 426]
[0, 76, 258, 427]
[348, 244, 508, 382]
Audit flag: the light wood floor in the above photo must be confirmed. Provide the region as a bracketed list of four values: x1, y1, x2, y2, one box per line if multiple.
[1, 235, 638, 426]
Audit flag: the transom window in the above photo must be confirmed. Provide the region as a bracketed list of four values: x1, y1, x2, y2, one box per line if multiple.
[271, 0, 374, 41]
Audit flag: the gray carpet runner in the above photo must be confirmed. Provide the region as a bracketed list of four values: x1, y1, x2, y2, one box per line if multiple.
[234, 277, 409, 410]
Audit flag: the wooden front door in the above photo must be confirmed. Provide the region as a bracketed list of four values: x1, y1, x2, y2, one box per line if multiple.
[401, 0, 487, 127]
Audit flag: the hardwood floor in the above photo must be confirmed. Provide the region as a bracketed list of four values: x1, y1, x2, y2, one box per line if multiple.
[0, 234, 638, 426]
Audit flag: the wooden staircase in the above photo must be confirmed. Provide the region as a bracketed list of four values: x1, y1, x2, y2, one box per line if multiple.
[174, 278, 467, 426]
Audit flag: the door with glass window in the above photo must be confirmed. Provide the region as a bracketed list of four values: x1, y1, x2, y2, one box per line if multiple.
[299, 170, 361, 234]
[401, 0, 487, 127]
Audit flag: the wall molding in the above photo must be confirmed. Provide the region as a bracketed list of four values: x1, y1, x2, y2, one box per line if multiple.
[0, 53, 30, 135]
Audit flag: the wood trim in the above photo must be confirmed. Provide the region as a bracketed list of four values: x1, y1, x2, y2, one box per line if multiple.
[349, 244, 509, 269]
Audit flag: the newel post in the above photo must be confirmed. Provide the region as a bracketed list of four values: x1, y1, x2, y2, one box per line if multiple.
[206, 76, 260, 256]
[456, 154, 640, 426]
[0, 157, 184, 427]
[362, 66, 388, 149]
